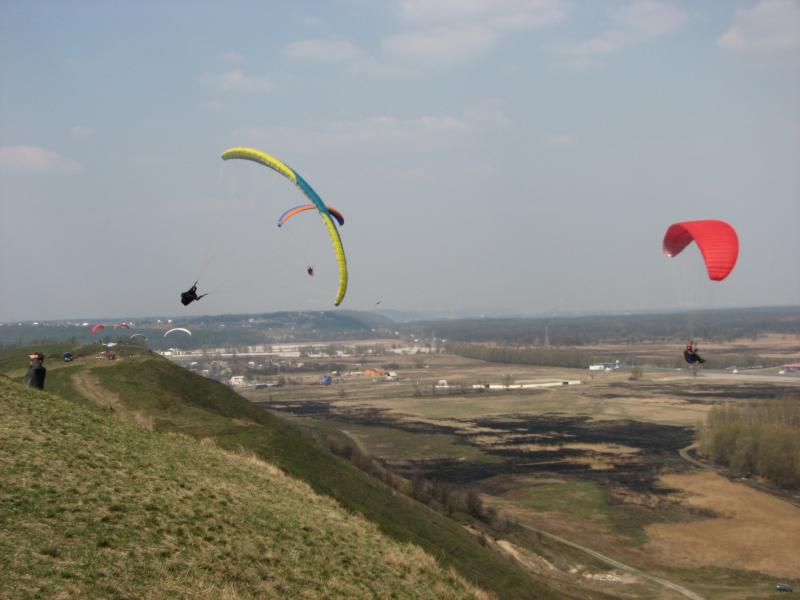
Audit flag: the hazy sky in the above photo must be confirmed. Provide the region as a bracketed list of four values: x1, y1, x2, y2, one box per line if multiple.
[1, 0, 798, 321]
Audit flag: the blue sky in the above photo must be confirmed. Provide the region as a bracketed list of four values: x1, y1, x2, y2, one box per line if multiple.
[1, 0, 798, 321]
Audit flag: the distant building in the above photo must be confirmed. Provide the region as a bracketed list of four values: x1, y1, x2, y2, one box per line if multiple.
[589, 360, 620, 372]
[229, 375, 246, 387]
[385, 371, 398, 381]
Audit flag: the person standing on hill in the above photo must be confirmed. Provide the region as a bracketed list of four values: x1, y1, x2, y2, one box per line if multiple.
[23, 352, 47, 390]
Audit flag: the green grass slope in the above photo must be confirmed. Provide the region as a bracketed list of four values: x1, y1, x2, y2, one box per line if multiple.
[97, 356, 564, 599]
[0, 346, 567, 599]
[0, 377, 488, 599]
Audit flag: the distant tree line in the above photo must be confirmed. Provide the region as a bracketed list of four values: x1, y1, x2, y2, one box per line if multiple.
[446, 342, 621, 369]
[409, 306, 800, 346]
[447, 342, 784, 370]
[698, 398, 800, 490]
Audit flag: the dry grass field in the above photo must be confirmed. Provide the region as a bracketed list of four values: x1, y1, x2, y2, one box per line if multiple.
[244, 335, 800, 597]
[645, 472, 800, 578]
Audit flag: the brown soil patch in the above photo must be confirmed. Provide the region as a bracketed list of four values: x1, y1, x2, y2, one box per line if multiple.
[645, 472, 800, 578]
[495, 539, 557, 574]
[491, 443, 564, 452]
[562, 443, 640, 455]
[562, 456, 617, 471]
[71, 370, 153, 430]
[72, 370, 121, 410]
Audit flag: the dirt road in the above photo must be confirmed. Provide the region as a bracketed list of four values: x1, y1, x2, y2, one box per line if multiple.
[517, 523, 705, 600]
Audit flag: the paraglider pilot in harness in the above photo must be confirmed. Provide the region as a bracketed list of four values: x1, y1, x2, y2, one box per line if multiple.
[683, 342, 705, 365]
[307, 265, 314, 277]
[181, 281, 207, 306]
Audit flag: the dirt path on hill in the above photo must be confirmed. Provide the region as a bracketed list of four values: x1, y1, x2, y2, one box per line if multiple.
[516, 523, 705, 600]
[71, 368, 154, 429]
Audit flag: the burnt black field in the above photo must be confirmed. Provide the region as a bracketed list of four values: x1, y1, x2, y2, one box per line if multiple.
[261, 399, 695, 495]
[402, 416, 694, 494]
[615, 382, 795, 402]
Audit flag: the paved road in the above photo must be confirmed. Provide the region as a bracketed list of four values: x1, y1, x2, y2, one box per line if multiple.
[517, 523, 705, 600]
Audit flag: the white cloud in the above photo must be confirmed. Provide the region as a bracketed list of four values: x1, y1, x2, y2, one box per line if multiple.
[284, 39, 359, 62]
[385, 0, 566, 64]
[200, 69, 272, 94]
[543, 133, 576, 146]
[397, 0, 566, 30]
[331, 101, 510, 143]
[346, 57, 419, 78]
[612, 0, 688, 38]
[382, 26, 497, 63]
[234, 101, 511, 148]
[325, 114, 469, 143]
[548, 0, 688, 64]
[0, 146, 81, 174]
[70, 125, 94, 138]
[236, 115, 468, 148]
[718, 0, 800, 52]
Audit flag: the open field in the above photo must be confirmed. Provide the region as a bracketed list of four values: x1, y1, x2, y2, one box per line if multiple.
[243, 337, 800, 598]
[645, 472, 800, 578]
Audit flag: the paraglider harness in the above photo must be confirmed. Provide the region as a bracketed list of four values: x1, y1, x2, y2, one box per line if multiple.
[683, 343, 706, 365]
[307, 266, 314, 277]
[181, 281, 207, 306]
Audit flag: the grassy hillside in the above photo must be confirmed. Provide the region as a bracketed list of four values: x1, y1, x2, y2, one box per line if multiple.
[0, 377, 489, 599]
[0, 345, 573, 599]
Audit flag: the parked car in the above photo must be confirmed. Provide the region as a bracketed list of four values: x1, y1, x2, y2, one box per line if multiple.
[62, 352, 74, 362]
[776, 583, 793, 593]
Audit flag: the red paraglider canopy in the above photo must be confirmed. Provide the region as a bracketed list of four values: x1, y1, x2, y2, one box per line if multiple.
[663, 220, 739, 281]
[91, 323, 106, 334]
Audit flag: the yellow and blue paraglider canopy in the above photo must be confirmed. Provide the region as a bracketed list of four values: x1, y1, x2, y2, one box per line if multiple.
[221, 147, 348, 307]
